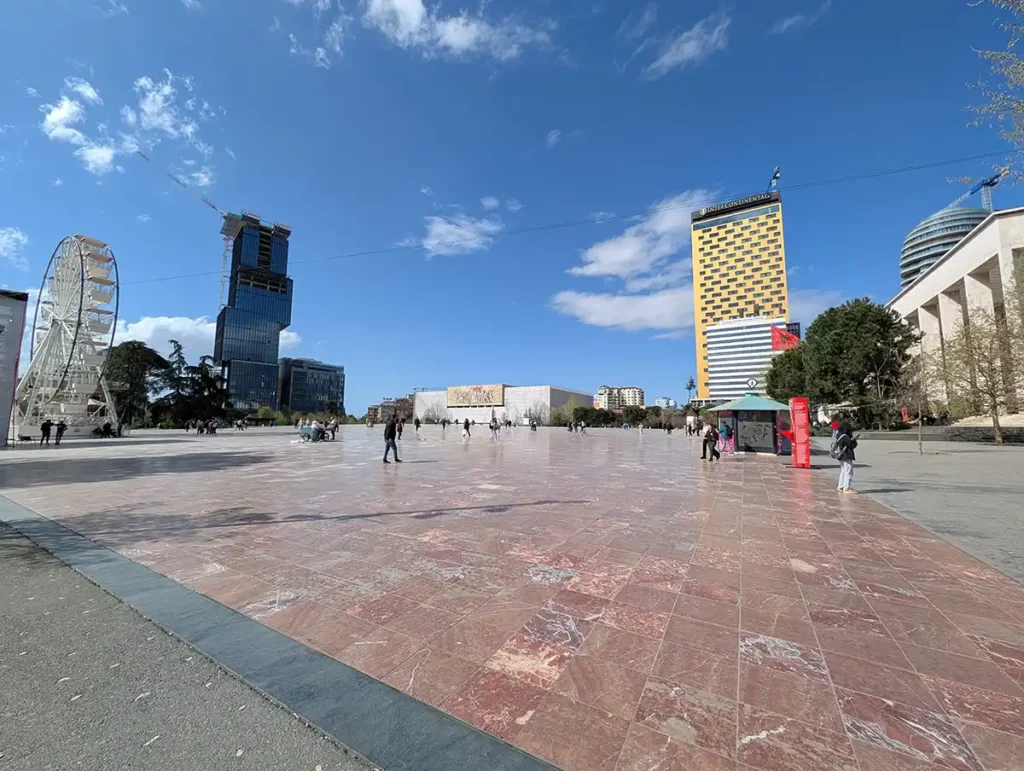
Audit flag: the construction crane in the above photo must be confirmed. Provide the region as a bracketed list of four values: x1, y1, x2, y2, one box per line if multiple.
[947, 167, 1009, 212]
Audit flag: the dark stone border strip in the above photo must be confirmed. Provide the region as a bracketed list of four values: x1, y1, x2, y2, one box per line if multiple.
[0, 495, 557, 771]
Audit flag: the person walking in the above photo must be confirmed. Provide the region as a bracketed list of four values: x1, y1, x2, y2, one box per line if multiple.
[383, 415, 402, 463]
[414, 417, 421, 436]
[490, 417, 500, 441]
[39, 418, 53, 446]
[707, 424, 721, 462]
[463, 418, 471, 439]
[55, 420, 67, 446]
[397, 417, 404, 441]
[830, 416, 840, 443]
[835, 423, 858, 494]
[701, 422, 712, 460]
[721, 423, 734, 454]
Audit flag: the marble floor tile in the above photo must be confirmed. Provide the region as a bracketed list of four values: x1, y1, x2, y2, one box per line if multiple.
[739, 633, 829, 683]
[577, 624, 660, 674]
[652, 640, 737, 699]
[382, 647, 480, 707]
[553, 654, 649, 720]
[737, 703, 858, 771]
[442, 668, 549, 741]
[836, 688, 982, 771]
[739, 664, 844, 733]
[613, 723, 733, 771]
[517, 692, 630, 771]
[634, 678, 737, 759]
[485, 630, 575, 687]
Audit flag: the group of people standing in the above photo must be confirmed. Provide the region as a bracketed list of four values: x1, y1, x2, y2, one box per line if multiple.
[699, 422, 734, 462]
[37, 419, 68, 446]
[185, 420, 219, 435]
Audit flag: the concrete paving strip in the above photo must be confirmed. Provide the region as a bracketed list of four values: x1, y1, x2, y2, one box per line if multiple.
[0, 496, 557, 771]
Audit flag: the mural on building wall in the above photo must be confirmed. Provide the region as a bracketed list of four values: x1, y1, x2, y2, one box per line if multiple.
[447, 384, 505, 407]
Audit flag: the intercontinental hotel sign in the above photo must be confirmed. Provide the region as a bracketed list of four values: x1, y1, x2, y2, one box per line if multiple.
[692, 191, 779, 223]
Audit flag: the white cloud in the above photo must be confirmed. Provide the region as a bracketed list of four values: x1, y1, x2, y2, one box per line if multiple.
[120, 105, 137, 127]
[25, 86, 39, 98]
[589, 211, 616, 222]
[644, 12, 730, 79]
[225, 146, 236, 159]
[189, 166, 216, 187]
[551, 287, 694, 332]
[136, 213, 151, 223]
[0, 123, 14, 133]
[74, 143, 117, 175]
[506, 198, 522, 212]
[568, 189, 711, 283]
[40, 96, 87, 145]
[115, 316, 215, 359]
[0, 227, 30, 269]
[64, 77, 102, 105]
[113, 315, 301, 359]
[103, 0, 129, 17]
[545, 129, 561, 149]
[132, 72, 199, 140]
[53, 178, 63, 187]
[480, 196, 501, 211]
[415, 213, 505, 256]
[362, 0, 550, 61]
[616, 3, 657, 41]
[420, 185, 434, 196]
[768, 0, 832, 36]
[289, 33, 332, 69]
[181, 0, 201, 9]
[324, 16, 346, 53]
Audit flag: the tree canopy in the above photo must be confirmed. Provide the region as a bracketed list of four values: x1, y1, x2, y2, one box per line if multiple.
[765, 298, 918, 406]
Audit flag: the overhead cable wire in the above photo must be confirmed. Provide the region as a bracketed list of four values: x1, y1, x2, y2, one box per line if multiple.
[124, 148, 1009, 286]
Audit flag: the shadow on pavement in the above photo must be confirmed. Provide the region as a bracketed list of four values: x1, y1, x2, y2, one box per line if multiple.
[0, 452, 273, 489]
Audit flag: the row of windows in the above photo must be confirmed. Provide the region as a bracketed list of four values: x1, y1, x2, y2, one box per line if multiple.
[693, 205, 781, 231]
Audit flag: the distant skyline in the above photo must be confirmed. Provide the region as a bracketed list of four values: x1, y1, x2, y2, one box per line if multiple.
[1, 0, 1018, 413]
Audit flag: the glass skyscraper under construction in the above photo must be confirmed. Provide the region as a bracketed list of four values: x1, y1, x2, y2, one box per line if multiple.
[214, 212, 294, 412]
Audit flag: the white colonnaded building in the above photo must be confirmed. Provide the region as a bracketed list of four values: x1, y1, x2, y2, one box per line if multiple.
[888, 206, 1024, 389]
[413, 384, 593, 425]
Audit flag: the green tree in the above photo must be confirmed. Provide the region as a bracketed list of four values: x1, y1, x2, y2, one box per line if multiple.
[765, 347, 806, 402]
[972, 1, 1024, 178]
[685, 377, 696, 404]
[104, 341, 170, 428]
[622, 405, 647, 426]
[800, 299, 918, 405]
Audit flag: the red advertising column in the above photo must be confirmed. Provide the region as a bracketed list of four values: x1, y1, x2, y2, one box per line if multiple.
[788, 397, 811, 469]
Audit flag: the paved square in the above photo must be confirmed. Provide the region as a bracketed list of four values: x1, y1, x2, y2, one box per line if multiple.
[4, 426, 1024, 770]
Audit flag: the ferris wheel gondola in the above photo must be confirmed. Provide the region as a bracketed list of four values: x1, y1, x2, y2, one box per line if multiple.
[14, 235, 120, 438]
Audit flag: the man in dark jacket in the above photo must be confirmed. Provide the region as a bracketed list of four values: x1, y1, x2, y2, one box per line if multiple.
[383, 416, 402, 463]
[836, 423, 858, 493]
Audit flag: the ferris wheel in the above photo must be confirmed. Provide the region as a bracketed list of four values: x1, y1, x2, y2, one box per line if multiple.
[14, 234, 120, 438]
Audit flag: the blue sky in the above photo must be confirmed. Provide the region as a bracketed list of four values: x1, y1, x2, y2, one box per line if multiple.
[0, 0, 1017, 414]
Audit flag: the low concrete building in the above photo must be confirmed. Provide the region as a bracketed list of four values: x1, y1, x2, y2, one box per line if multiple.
[887, 207, 1024, 401]
[414, 384, 592, 425]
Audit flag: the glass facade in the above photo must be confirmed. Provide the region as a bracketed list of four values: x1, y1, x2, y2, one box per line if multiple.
[900, 207, 989, 287]
[278, 358, 345, 415]
[214, 213, 294, 412]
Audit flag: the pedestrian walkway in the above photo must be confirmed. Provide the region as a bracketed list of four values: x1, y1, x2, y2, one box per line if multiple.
[3, 427, 1024, 770]
[0, 523, 374, 771]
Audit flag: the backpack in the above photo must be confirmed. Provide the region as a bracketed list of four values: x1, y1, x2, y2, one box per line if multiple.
[829, 435, 843, 460]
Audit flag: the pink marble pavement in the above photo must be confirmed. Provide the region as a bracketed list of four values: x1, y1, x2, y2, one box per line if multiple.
[4, 426, 1024, 771]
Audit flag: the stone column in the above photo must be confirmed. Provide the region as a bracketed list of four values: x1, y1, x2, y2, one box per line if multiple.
[938, 289, 965, 344]
[964, 269, 996, 317]
[918, 302, 946, 401]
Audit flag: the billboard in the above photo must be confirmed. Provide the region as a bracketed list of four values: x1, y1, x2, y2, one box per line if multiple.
[0, 290, 29, 447]
[447, 384, 505, 408]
